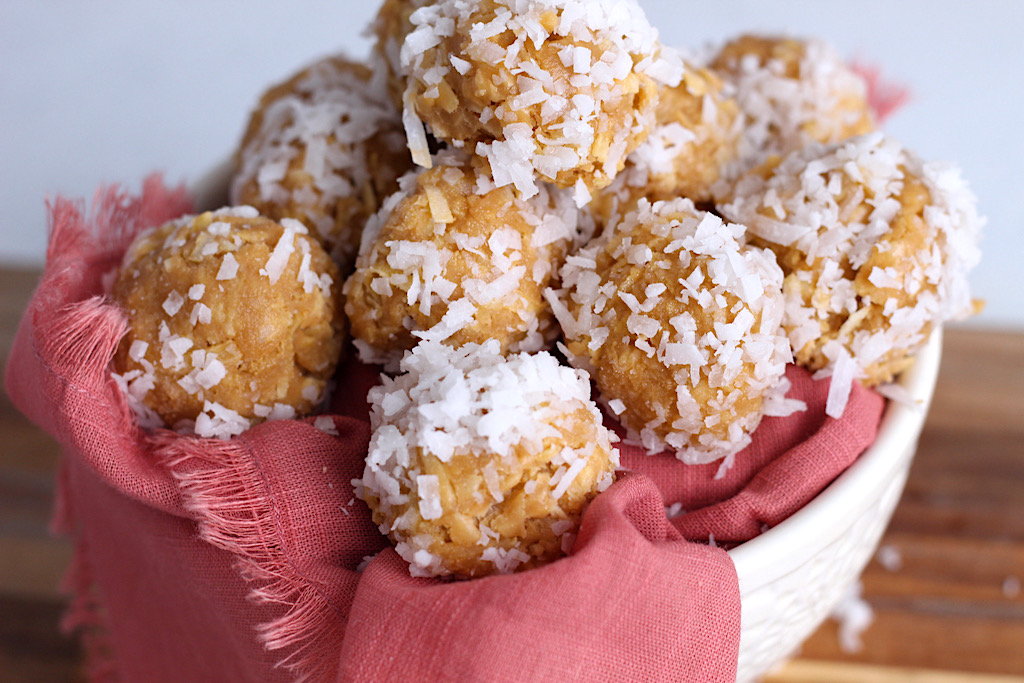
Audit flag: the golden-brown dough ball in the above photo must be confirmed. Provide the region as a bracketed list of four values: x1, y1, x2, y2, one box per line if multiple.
[111, 207, 345, 437]
[589, 64, 740, 226]
[358, 339, 619, 578]
[721, 133, 982, 405]
[709, 34, 874, 184]
[343, 152, 582, 367]
[548, 198, 792, 464]
[400, 0, 683, 201]
[369, 0, 433, 108]
[231, 55, 413, 270]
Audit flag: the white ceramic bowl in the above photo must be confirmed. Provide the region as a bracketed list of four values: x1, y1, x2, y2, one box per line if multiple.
[731, 330, 942, 681]
[191, 164, 942, 681]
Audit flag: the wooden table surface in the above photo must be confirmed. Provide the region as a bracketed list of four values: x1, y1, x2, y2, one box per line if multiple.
[1, 264, 1022, 682]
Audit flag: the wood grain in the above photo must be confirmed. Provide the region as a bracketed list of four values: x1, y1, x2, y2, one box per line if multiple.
[766, 329, 1024, 681]
[2, 266, 1022, 681]
[1, 266, 81, 682]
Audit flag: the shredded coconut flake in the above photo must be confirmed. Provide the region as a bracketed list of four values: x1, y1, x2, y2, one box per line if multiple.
[314, 416, 339, 436]
[876, 544, 903, 572]
[162, 291, 185, 316]
[416, 475, 444, 520]
[189, 303, 213, 326]
[261, 225, 297, 284]
[216, 253, 239, 280]
[825, 345, 857, 418]
[194, 401, 250, 439]
[829, 581, 874, 653]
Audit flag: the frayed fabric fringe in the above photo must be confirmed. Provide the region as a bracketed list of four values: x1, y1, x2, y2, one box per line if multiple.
[851, 61, 911, 124]
[156, 435, 347, 683]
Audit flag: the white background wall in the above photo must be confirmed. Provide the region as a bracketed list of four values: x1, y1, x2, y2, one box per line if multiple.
[2, 1, 1021, 328]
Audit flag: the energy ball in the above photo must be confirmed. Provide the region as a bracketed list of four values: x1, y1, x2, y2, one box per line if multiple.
[721, 133, 983, 413]
[358, 339, 619, 578]
[231, 55, 413, 269]
[111, 207, 345, 438]
[547, 198, 792, 464]
[400, 0, 683, 201]
[589, 63, 741, 226]
[343, 152, 582, 367]
[369, 0, 434, 108]
[709, 34, 874, 181]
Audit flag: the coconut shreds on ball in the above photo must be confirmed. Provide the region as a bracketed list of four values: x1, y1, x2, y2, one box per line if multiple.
[721, 132, 983, 417]
[588, 62, 741, 227]
[231, 54, 413, 269]
[110, 207, 344, 439]
[709, 34, 875, 193]
[399, 0, 684, 203]
[547, 198, 795, 465]
[369, 0, 435, 107]
[356, 339, 619, 578]
[343, 150, 586, 368]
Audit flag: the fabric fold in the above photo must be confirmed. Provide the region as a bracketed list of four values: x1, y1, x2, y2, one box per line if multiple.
[339, 473, 740, 683]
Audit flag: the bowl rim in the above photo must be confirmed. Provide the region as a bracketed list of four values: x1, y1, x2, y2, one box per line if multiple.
[728, 328, 943, 588]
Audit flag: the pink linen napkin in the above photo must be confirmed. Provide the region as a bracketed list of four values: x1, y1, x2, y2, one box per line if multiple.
[5, 179, 883, 683]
